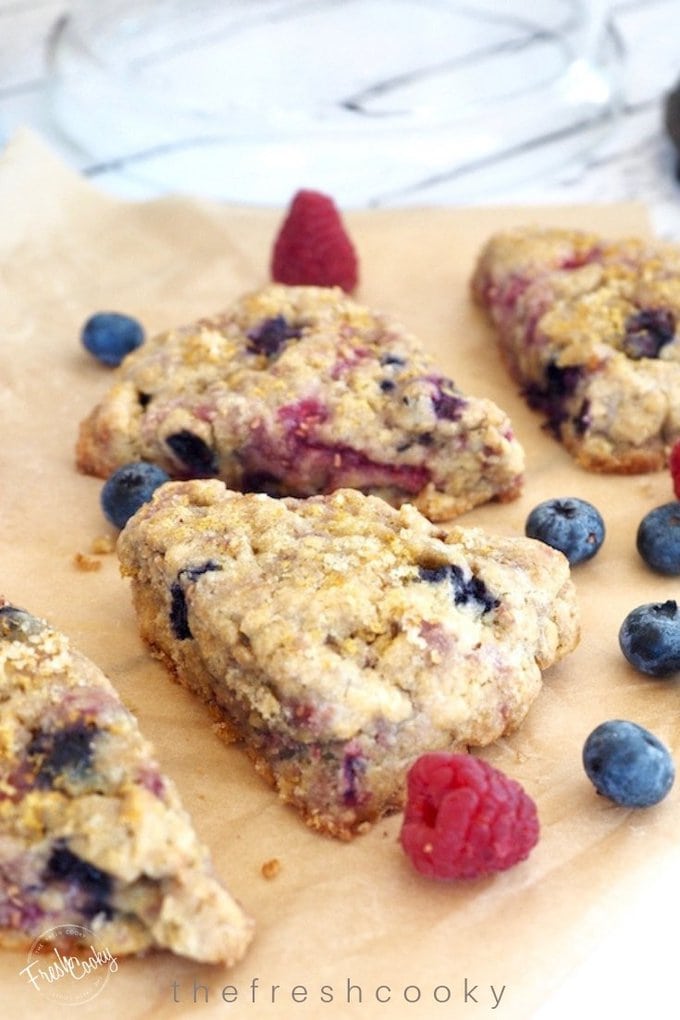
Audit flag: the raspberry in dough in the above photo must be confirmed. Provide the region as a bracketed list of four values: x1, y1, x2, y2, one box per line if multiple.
[117, 480, 580, 839]
[471, 226, 680, 473]
[0, 599, 253, 963]
[76, 284, 525, 522]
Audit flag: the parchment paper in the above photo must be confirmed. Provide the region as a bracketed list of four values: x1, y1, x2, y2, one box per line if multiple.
[2, 130, 679, 1020]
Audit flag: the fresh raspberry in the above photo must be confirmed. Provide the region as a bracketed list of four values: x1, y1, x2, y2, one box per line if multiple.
[399, 752, 539, 880]
[670, 439, 680, 498]
[271, 189, 359, 293]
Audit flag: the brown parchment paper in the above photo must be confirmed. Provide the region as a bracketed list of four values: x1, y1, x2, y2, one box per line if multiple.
[2, 130, 680, 1020]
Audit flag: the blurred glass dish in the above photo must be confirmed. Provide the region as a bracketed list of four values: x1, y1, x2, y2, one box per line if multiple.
[46, 0, 623, 206]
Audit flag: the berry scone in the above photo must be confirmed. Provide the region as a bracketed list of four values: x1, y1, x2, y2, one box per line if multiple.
[76, 284, 524, 521]
[471, 225, 680, 472]
[0, 599, 253, 963]
[117, 480, 580, 839]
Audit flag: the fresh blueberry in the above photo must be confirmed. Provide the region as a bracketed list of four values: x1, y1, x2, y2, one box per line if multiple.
[637, 502, 680, 574]
[81, 312, 145, 366]
[524, 497, 605, 565]
[582, 720, 675, 807]
[100, 461, 170, 529]
[619, 600, 680, 677]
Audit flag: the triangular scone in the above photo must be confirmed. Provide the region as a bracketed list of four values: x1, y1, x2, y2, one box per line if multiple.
[76, 284, 524, 521]
[0, 600, 253, 963]
[118, 480, 580, 840]
[471, 225, 680, 473]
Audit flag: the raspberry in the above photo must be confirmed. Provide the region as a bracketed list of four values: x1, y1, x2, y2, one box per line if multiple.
[670, 439, 680, 498]
[271, 189, 359, 292]
[399, 753, 539, 880]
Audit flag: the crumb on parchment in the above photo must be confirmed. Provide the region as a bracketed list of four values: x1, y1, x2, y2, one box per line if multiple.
[91, 535, 116, 555]
[73, 552, 102, 572]
[261, 858, 281, 880]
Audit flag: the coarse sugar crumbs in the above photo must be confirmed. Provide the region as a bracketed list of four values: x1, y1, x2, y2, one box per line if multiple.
[183, 329, 229, 366]
[39, 637, 72, 674]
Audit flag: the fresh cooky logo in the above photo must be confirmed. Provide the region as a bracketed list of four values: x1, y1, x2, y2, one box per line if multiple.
[20, 924, 118, 1005]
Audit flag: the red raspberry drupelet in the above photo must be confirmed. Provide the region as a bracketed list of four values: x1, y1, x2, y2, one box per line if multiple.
[400, 752, 539, 880]
[271, 189, 359, 293]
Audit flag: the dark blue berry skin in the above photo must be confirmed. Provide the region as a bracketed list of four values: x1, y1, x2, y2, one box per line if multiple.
[583, 720, 675, 807]
[169, 561, 222, 640]
[524, 497, 605, 565]
[637, 502, 680, 575]
[44, 842, 113, 920]
[81, 312, 144, 367]
[418, 564, 498, 615]
[27, 721, 97, 788]
[246, 315, 302, 357]
[100, 461, 170, 529]
[619, 600, 680, 677]
[524, 362, 584, 436]
[165, 430, 218, 477]
[622, 308, 676, 359]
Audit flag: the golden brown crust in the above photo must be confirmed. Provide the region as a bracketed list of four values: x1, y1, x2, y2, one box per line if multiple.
[117, 481, 580, 838]
[0, 600, 254, 963]
[472, 225, 680, 473]
[77, 284, 524, 520]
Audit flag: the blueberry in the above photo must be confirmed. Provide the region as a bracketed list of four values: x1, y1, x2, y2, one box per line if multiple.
[417, 563, 499, 614]
[582, 720, 675, 807]
[170, 561, 222, 640]
[44, 842, 113, 920]
[342, 748, 367, 806]
[165, 430, 218, 477]
[169, 582, 191, 640]
[622, 308, 675, 360]
[637, 502, 680, 574]
[0, 605, 44, 642]
[246, 315, 301, 357]
[27, 721, 97, 788]
[100, 461, 170, 529]
[524, 362, 584, 435]
[432, 388, 466, 421]
[525, 497, 605, 565]
[81, 312, 144, 367]
[618, 600, 680, 677]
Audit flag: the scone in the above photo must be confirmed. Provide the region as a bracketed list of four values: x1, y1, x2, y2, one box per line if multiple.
[76, 284, 524, 521]
[117, 480, 580, 839]
[0, 600, 253, 963]
[471, 225, 680, 472]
